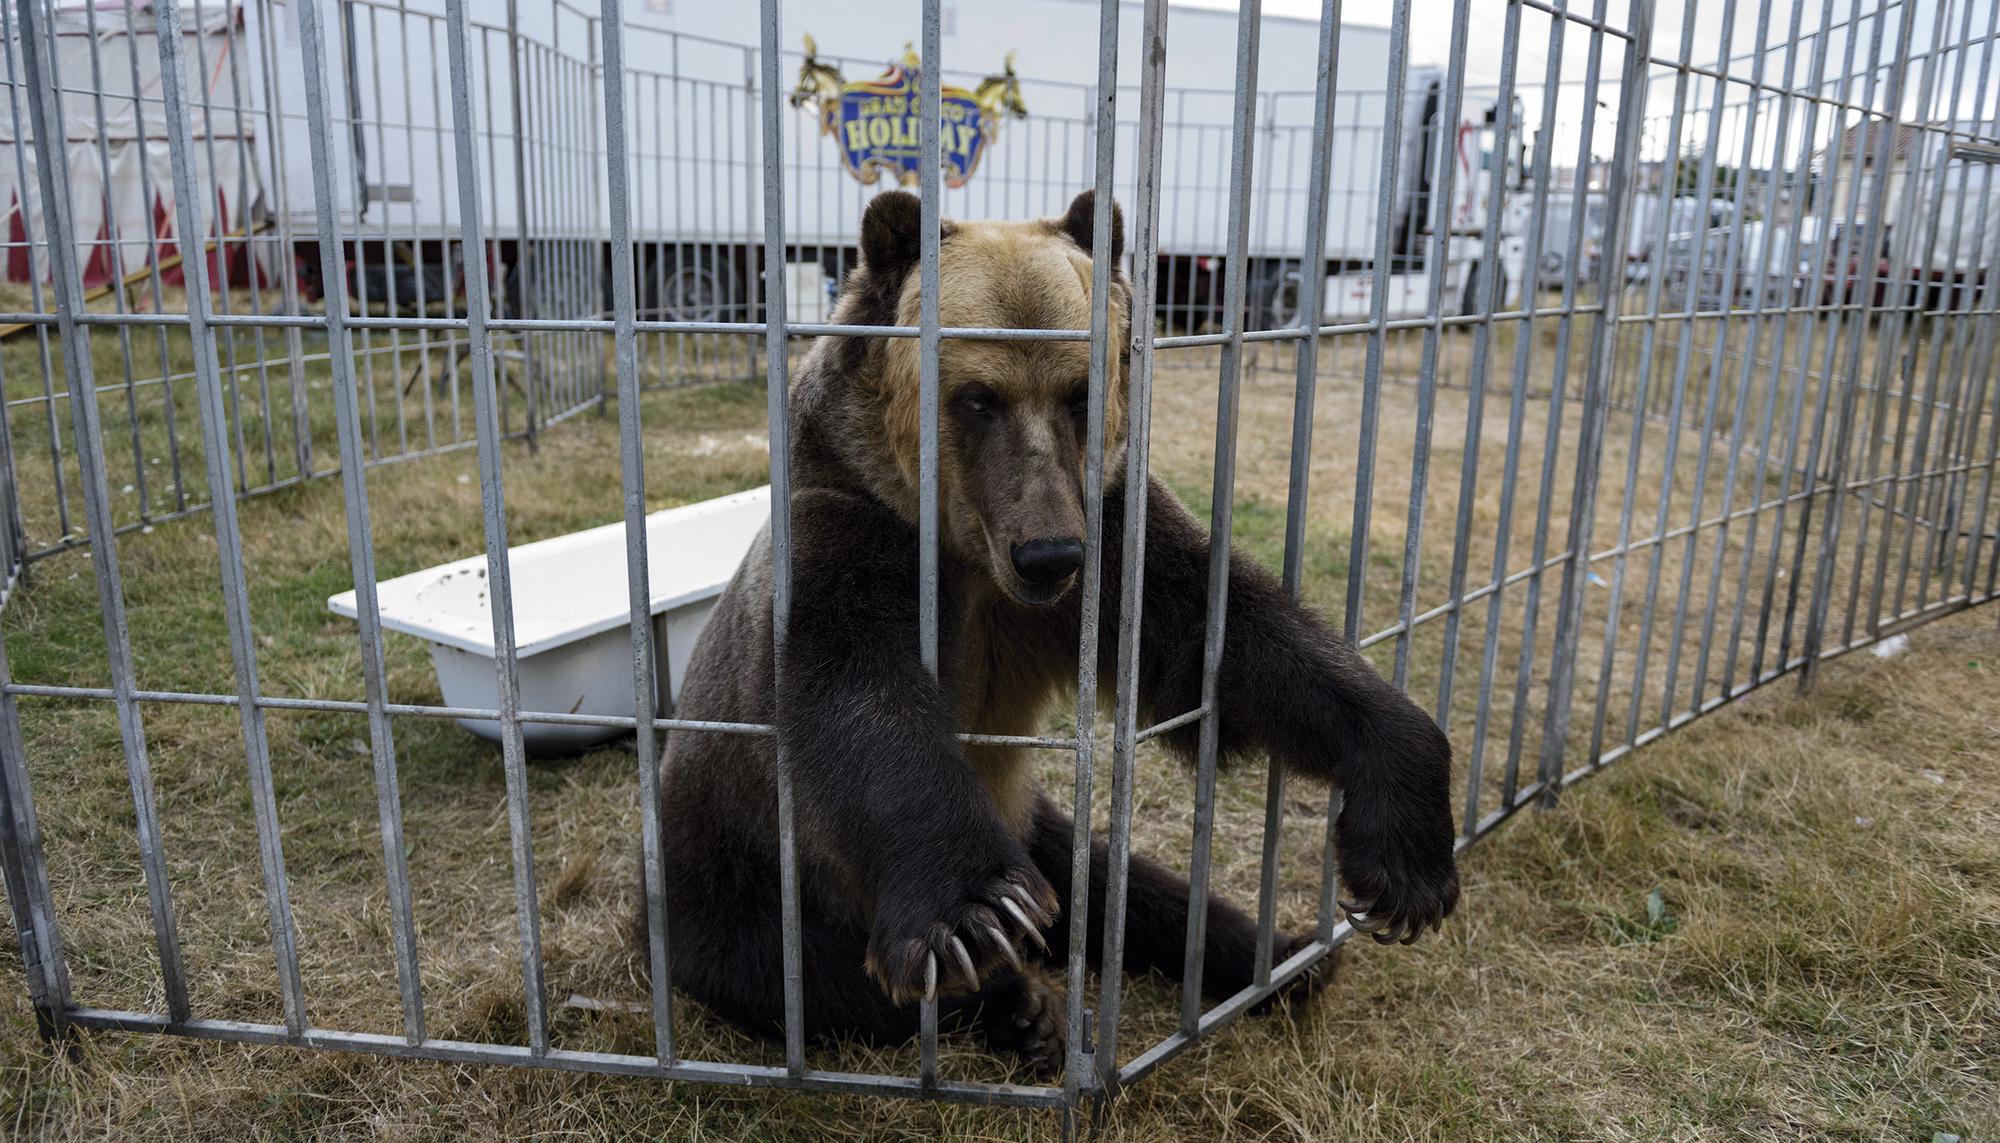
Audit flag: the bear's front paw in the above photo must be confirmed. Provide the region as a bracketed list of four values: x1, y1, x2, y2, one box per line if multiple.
[1336, 797, 1460, 946]
[866, 865, 1060, 1006]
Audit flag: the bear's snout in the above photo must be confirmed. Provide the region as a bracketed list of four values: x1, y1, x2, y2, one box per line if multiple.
[1010, 537, 1085, 592]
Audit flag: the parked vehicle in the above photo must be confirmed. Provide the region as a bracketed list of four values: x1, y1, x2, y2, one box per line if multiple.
[1504, 189, 1607, 291]
[1622, 194, 1736, 287]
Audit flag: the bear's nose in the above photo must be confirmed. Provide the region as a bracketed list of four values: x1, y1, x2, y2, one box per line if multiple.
[1011, 537, 1085, 587]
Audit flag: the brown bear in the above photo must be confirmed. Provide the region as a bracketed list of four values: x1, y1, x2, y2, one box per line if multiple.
[643, 189, 1458, 1074]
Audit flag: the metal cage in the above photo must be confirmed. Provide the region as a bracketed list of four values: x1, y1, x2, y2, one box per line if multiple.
[0, 0, 1996, 1131]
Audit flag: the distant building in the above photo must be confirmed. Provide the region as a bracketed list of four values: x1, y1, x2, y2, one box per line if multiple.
[1816, 121, 1923, 221]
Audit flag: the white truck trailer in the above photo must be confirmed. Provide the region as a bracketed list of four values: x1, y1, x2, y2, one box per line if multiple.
[7, 0, 1517, 329]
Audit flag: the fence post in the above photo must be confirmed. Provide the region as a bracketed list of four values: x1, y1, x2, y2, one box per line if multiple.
[505, 0, 537, 443]
[743, 46, 762, 385]
[1535, 0, 1657, 805]
[1093, 0, 1175, 1093]
[587, 13, 607, 406]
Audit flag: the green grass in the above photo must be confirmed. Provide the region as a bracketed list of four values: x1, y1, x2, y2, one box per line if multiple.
[0, 288, 765, 558]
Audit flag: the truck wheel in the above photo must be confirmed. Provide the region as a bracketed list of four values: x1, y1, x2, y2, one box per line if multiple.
[656, 246, 739, 323]
[1252, 263, 1305, 330]
[502, 244, 598, 320]
[1461, 259, 1507, 316]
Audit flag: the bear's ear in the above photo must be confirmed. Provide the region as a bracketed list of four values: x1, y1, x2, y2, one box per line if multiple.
[860, 190, 953, 279]
[1057, 190, 1125, 263]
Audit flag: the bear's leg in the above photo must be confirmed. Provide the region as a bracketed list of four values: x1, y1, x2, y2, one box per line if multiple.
[666, 875, 918, 1044]
[1096, 476, 1460, 946]
[1022, 797, 1334, 1004]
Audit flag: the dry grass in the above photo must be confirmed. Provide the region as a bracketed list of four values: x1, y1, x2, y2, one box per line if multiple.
[0, 321, 1995, 1139]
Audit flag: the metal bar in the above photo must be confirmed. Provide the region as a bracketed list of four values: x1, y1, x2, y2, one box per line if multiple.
[1622, 0, 1744, 751]
[1585, 0, 1703, 767]
[916, 0, 944, 1087]
[1691, 0, 1810, 710]
[1462, 0, 1576, 836]
[125, 0, 191, 504]
[1719, 0, 1839, 700]
[0, 618, 72, 1032]
[398, 0, 437, 456]
[75, 0, 148, 522]
[58, 1007, 1064, 1105]
[1857, 0, 1980, 644]
[0, 310, 1106, 339]
[154, 0, 308, 1038]
[296, 0, 429, 1045]
[14, 0, 190, 1022]
[363, 1, 404, 460]
[1389, 0, 1473, 693]
[434, 16, 462, 442]
[1065, 0, 1122, 1106]
[1756, 0, 1877, 683]
[443, 0, 550, 1056]
[754, 0, 806, 1077]
[1180, 0, 1260, 1032]
[1264, 0, 1347, 945]
[185, 0, 254, 494]
[0, 682, 1076, 743]
[1535, 0, 1657, 799]
[1343, 0, 1411, 644]
[1792, 0, 1910, 683]
[593, 0, 672, 1065]
[1095, 0, 1172, 1082]
[1500, 0, 1611, 806]
[339, 0, 380, 461]
[1436, 0, 1528, 758]
[505, 0, 538, 442]
[738, 47, 758, 389]
[0, 0, 66, 541]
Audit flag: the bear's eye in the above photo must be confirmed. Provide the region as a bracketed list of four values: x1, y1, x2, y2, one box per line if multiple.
[1068, 386, 1092, 421]
[954, 385, 1003, 422]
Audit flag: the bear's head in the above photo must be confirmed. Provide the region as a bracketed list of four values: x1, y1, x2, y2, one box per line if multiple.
[836, 188, 1131, 607]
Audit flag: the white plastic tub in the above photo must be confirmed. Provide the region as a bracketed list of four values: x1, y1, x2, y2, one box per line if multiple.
[328, 486, 769, 755]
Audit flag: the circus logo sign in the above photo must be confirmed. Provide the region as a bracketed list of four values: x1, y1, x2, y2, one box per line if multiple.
[790, 39, 1026, 188]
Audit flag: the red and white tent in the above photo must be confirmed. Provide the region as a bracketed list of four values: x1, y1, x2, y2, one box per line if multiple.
[0, 0, 265, 289]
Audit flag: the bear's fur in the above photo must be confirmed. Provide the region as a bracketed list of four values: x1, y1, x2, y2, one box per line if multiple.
[643, 190, 1458, 1073]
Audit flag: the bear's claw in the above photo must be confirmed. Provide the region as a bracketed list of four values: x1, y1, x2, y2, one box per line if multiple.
[999, 898, 1050, 953]
[869, 865, 1060, 1007]
[1338, 893, 1449, 945]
